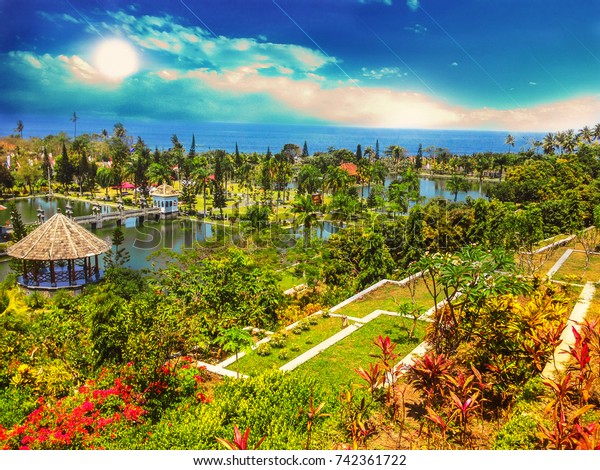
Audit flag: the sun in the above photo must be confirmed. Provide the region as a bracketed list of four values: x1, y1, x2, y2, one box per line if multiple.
[94, 38, 139, 80]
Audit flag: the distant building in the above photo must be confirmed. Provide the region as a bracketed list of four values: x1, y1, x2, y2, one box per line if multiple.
[151, 183, 179, 219]
[340, 162, 358, 177]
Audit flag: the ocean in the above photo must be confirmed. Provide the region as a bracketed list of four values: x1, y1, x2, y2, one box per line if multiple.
[0, 114, 544, 156]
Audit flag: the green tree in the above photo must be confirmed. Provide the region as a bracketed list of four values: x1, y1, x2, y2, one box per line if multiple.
[215, 327, 253, 378]
[8, 201, 27, 241]
[446, 175, 470, 202]
[212, 150, 227, 218]
[415, 143, 423, 170]
[55, 142, 74, 191]
[104, 226, 130, 269]
[292, 194, 320, 248]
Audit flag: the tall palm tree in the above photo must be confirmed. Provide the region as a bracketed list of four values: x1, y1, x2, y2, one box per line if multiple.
[504, 134, 515, 153]
[297, 164, 322, 195]
[324, 166, 351, 195]
[292, 194, 319, 248]
[71, 112, 78, 139]
[578, 126, 593, 144]
[446, 175, 470, 202]
[593, 123, 600, 142]
[14, 120, 24, 139]
[542, 133, 557, 155]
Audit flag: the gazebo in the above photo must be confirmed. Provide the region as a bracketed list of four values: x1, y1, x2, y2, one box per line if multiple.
[151, 183, 179, 219]
[7, 209, 111, 292]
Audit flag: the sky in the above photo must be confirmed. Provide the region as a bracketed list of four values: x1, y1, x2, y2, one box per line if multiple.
[1, 0, 599, 133]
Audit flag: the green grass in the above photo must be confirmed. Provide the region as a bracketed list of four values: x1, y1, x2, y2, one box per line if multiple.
[277, 270, 304, 291]
[295, 314, 427, 390]
[233, 316, 351, 376]
[334, 280, 434, 319]
[552, 251, 600, 284]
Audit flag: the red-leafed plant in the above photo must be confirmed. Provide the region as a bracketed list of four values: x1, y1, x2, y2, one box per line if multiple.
[215, 425, 265, 450]
[406, 352, 454, 409]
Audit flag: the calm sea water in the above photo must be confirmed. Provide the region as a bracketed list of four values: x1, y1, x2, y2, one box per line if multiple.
[0, 115, 544, 155]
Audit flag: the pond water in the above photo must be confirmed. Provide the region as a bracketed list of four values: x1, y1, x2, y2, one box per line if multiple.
[0, 176, 491, 279]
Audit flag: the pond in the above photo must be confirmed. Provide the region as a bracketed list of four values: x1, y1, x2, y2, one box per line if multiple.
[0, 176, 491, 279]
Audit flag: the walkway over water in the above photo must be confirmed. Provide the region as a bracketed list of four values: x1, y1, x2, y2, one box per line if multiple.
[73, 207, 161, 228]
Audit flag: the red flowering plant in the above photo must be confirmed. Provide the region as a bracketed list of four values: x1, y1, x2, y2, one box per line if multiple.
[0, 358, 209, 450]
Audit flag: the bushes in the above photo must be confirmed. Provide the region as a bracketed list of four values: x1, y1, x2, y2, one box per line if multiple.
[141, 370, 337, 450]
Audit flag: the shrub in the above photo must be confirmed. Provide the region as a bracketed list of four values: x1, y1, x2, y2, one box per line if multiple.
[492, 412, 540, 449]
[270, 334, 286, 349]
[308, 315, 319, 326]
[278, 349, 289, 361]
[292, 326, 303, 335]
[25, 292, 46, 309]
[256, 343, 271, 357]
[299, 319, 310, 331]
[303, 303, 323, 316]
[141, 370, 337, 450]
[321, 308, 330, 319]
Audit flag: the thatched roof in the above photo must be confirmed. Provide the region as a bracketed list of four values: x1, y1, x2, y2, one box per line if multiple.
[7, 211, 111, 261]
[152, 183, 178, 196]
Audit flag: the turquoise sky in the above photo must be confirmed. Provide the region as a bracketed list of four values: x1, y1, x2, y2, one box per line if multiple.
[1, 0, 599, 132]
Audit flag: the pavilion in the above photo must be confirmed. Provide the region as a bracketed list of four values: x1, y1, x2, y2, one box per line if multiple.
[151, 183, 179, 219]
[7, 209, 111, 293]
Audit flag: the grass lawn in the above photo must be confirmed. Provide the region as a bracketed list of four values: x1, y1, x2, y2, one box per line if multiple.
[552, 251, 600, 284]
[277, 270, 304, 291]
[334, 280, 434, 319]
[295, 314, 428, 390]
[232, 316, 351, 376]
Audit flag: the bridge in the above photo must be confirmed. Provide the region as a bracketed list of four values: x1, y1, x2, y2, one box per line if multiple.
[73, 207, 161, 228]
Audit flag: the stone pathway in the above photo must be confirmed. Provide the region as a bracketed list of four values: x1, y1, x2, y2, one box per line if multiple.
[546, 248, 573, 278]
[542, 281, 595, 380]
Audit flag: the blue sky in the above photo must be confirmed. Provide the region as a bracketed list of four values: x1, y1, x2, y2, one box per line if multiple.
[1, 0, 599, 132]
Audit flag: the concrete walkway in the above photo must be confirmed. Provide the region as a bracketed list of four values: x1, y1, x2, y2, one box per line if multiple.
[542, 282, 595, 380]
[546, 248, 573, 278]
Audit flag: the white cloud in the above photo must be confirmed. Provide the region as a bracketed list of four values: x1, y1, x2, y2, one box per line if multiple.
[175, 65, 600, 131]
[361, 67, 405, 79]
[404, 24, 428, 34]
[101, 12, 334, 76]
[407, 0, 420, 11]
[358, 0, 393, 5]
[529, 81, 538, 86]
[451, 62, 459, 67]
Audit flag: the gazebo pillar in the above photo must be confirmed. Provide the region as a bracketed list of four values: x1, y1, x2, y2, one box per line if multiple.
[49, 260, 56, 287]
[23, 260, 28, 285]
[94, 255, 100, 280]
[83, 258, 89, 283]
[32, 261, 39, 286]
[68, 259, 75, 286]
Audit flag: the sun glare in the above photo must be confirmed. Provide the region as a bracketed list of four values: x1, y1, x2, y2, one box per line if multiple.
[94, 38, 139, 80]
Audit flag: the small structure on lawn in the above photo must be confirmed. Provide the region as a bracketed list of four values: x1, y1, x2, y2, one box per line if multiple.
[7, 209, 111, 293]
[151, 183, 179, 219]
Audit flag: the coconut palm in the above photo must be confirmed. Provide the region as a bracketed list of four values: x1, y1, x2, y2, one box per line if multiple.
[504, 134, 515, 153]
[542, 133, 557, 155]
[297, 164, 322, 195]
[578, 125, 593, 144]
[292, 194, 320, 248]
[446, 175, 470, 202]
[14, 120, 24, 139]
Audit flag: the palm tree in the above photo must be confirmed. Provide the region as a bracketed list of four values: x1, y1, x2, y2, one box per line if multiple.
[71, 112, 78, 139]
[324, 166, 351, 195]
[192, 163, 210, 216]
[297, 164, 322, 195]
[593, 123, 600, 142]
[446, 175, 470, 202]
[14, 120, 24, 139]
[292, 194, 319, 248]
[578, 125, 593, 144]
[562, 129, 577, 154]
[542, 133, 557, 155]
[504, 134, 515, 153]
